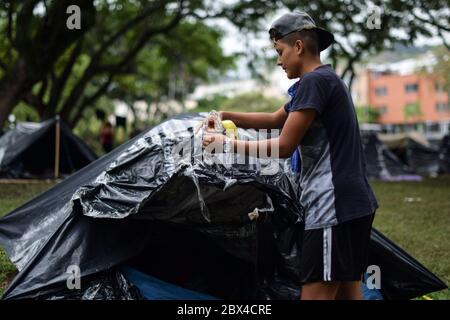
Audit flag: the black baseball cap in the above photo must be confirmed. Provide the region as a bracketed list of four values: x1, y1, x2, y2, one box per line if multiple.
[269, 11, 334, 52]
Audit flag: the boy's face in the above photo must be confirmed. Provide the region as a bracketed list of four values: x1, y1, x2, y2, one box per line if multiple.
[273, 39, 303, 79]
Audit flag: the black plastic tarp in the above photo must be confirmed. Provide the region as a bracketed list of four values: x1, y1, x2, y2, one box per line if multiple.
[405, 139, 440, 175]
[378, 133, 440, 176]
[0, 117, 97, 179]
[438, 134, 450, 174]
[368, 229, 447, 299]
[361, 132, 421, 181]
[0, 113, 446, 300]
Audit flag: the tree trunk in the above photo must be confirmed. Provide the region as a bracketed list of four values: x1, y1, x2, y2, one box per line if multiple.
[0, 83, 23, 128]
[348, 70, 356, 93]
[0, 59, 36, 128]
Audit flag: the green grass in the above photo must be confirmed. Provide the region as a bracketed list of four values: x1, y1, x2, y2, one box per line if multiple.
[0, 182, 56, 296]
[370, 176, 450, 300]
[0, 178, 449, 299]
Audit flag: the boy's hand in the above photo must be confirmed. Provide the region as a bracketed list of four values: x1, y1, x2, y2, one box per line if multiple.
[202, 132, 226, 149]
[194, 118, 207, 134]
[194, 111, 224, 134]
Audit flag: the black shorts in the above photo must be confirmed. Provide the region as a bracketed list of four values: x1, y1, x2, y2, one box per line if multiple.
[300, 213, 375, 284]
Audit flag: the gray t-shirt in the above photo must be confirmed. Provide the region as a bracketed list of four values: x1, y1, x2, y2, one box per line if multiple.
[285, 64, 378, 230]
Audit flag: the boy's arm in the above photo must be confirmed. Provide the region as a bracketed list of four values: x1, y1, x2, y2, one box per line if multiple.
[203, 109, 316, 158]
[220, 105, 288, 129]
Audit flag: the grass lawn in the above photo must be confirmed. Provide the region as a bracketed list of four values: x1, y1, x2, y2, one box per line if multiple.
[371, 177, 450, 300]
[0, 177, 449, 299]
[0, 181, 56, 296]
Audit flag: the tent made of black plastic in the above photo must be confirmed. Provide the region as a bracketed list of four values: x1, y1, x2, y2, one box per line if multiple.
[438, 134, 450, 174]
[361, 132, 422, 181]
[404, 139, 440, 175]
[0, 114, 446, 300]
[0, 118, 97, 179]
[378, 133, 440, 176]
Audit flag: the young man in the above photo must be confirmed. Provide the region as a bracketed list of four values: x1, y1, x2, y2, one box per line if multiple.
[202, 11, 378, 300]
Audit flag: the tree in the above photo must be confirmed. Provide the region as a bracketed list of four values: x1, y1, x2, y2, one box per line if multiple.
[0, 0, 96, 129]
[355, 105, 380, 123]
[426, 45, 450, 93]
[191, 92, 285, 114]
[220, 92, 284, 113]
[193, 94, 229, 113]
[0, 0, 278, 129]
[261, 0, 450, 89]
[1, 0, 449, 130]
[404, 102, 423, 121]
[108, 21, 235, 130]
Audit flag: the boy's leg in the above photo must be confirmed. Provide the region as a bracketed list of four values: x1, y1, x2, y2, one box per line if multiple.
[334, 280, 363, 300]
[301, 281, 340, 300]
[300, 227, 339, 300]
[300, 214, 375, 300]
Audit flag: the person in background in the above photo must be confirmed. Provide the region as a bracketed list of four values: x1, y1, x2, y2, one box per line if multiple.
[100, 121, 114, 153]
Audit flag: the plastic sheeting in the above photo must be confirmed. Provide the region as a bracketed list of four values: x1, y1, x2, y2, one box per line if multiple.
[378, 132, 431, 150]
[404, 139, 440, 176]
[361, 132, 422, 181]
[0, 117, 97, 178]
[0, 113, 446, 299]
[0, 113, 303, 299]
[121, 266, 219, 300]
[41, 269, 143, 300]
[368, 229, 446, 300]
[378, 133, 440, 176]
[439, 134, 450, 174]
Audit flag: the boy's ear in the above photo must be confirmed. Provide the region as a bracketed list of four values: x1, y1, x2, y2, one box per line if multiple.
[294, 39, 304, 56]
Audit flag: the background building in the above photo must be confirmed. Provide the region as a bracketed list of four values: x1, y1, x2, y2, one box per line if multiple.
[353, 48, 450, 140]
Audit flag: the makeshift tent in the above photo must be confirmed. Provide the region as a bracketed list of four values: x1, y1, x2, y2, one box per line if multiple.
[378, 132, 440, 176]
[361, 132, 421, 181]
[0, 118, 97, 179]
[0, 114, 446, 300]
[438, 134, 450, 174]
[378, 132, 430, 150]
[404, 139, 440, 175]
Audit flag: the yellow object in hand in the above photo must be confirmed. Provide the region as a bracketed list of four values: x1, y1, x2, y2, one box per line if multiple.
[221, 120, 238, 139]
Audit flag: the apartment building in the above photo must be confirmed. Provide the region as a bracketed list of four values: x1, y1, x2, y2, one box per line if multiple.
[353, 51, 450, 139]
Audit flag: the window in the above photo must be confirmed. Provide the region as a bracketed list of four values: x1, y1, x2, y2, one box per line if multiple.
[427, 123, 440, 133]
[405, 83, 419, 93]
[382, 124, 394, 134]
[375, 87, 387, 96]
[377, 105, 387, 115]
[394, 124, 405, 133]
[436, 102, 450, 113]
[404, 123, 417, 132]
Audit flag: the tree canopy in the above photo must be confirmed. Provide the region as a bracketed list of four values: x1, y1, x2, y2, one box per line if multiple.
[0, 0, 448, 130]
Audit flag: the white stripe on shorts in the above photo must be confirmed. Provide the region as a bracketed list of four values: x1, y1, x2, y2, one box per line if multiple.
[323, 227, 332, 281]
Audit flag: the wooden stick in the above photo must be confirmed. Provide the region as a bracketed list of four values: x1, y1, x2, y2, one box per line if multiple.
[54, 116, 61, 179]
